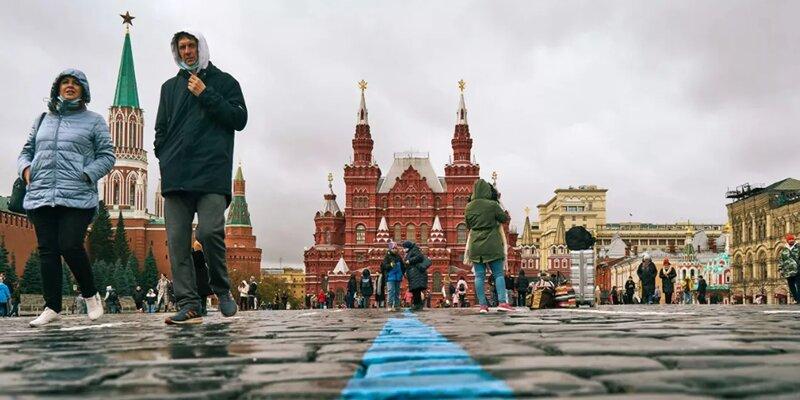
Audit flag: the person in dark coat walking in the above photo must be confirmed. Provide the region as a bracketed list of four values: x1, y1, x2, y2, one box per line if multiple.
[346, 273, 358, 309]
[155, 31, 246, 325]
[516, 270, 529, 307]
[133, 286, 145, 313]
[697, 276, 708, 304]
[624, 276, 636, 304]
[360, 269, 374, 308]
[659, 258, 677, 304]
[637, 253, 657, 305]
[402, 241, 431, 311]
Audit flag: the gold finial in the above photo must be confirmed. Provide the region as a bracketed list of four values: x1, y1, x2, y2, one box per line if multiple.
[327, 172, 333, 190]
[491, 171, 498, 186]
[358, 80, 368, 93]
[524, 206, 530, 217]
[458, 79, 466, 93]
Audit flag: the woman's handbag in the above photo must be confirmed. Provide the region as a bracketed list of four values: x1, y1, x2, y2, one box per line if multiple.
[8, 113, 46, 214]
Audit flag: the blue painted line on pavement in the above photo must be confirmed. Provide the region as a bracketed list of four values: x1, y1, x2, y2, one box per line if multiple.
[341, 310, 513, 399]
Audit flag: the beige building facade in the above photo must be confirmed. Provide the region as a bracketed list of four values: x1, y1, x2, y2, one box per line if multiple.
[727, 178, 800, 304]
[518, 185, 724, 280]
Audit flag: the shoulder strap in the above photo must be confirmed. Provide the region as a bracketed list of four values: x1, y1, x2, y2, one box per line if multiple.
[30, 112, 46, 147]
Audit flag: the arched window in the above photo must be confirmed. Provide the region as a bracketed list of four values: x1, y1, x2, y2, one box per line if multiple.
[433, 272, 442, 293]
[434, 197, 442, 209]
[381, 197, 388, 209]
[355, 224, 366, 244]
[420, 196, 428, 208]
[324, 229, 331, 244]
[404, 196, 415, 208]
[394, 196, 401, 207]
[112, 178, 120, 205]
[456, 223, 468, 244]
[129, 180, 136, 206]
[419, 224, 429, 244]
[394, 224, 402, 242]
[406, 224, 416, 242]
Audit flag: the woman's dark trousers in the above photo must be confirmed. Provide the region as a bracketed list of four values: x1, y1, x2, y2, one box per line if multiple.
[28, 206, 96, 313]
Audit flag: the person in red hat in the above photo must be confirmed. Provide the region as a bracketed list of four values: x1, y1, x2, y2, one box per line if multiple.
[779, 233, 800, 303]
[659, 258, 677, 304]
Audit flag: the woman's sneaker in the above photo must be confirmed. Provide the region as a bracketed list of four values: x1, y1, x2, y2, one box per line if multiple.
[85, 293, 104, 321]
[30, 307, 60, 327]
[165, 307, 203, 325]
[479, 305, 489, 314]
[497, 303, 515, 312]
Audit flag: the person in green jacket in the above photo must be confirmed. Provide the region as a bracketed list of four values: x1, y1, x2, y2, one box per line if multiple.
[779, 233, 800, 303]
[464, 179, 514, 313]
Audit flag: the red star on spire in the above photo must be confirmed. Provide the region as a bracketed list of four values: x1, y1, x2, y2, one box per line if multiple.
[120, 11, 135, 26]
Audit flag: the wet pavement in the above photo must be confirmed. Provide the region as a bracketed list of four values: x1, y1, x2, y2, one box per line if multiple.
[1, 305, 799, 399]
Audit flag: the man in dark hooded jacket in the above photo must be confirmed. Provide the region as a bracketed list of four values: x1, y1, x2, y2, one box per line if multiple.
[155, 31, 246, 325]
[636, 253, 658, 305]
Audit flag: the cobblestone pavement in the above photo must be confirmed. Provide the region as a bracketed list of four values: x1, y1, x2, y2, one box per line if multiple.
[1, 305, 799, 399]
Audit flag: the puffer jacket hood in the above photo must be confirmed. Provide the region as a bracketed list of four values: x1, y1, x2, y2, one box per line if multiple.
[472, 179, 493, 201]
[49, 69, 91, 105]
[171, 31, 210, 72]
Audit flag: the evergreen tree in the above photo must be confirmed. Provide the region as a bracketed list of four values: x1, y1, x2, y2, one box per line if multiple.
[88, 201, 115, 264]
[139, 248, 159, 290]
[113, 212, 131, 266]
[19, 251, 42, 294]
[92, 260, 110, 293]
[0, 240, 18, 291]
[126, 256, 140, 291]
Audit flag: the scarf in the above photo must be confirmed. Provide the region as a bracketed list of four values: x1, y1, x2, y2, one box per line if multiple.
[56, 96, 83, 113]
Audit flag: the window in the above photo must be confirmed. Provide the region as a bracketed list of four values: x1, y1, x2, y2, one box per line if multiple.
[404, 196, 415, 208]
[456, 223, 468, 244]
[381, 197, 388, 209]
[406, 224, 416, 242]
[129, 180, 136, 206]
[434, 197, 442, 209]
[112, 179, 120, 205]
[394, 224, 402, 242]
[355, 224, 366, 244]
[420, 224, 429, 244]
[420, 196, 428, 208]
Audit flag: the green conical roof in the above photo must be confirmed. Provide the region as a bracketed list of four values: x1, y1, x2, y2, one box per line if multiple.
[113, 31, 139, 108]
[226, 195, 252, 226]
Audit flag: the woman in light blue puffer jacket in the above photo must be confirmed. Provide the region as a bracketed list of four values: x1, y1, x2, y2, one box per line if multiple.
[16, 69, 115, 327]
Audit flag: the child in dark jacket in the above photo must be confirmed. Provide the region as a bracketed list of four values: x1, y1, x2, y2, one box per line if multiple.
[360, 269, 374, 308]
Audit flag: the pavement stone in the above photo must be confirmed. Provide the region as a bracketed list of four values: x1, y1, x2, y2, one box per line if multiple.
[0, 305, 798, 398]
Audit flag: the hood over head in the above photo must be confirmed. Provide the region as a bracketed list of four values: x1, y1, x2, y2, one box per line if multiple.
[471, 179, 494, 201]
[362, 269, 371, 278]
[171, 31, 210, 72]
[402, 240, 417, 250]
[49, 69, 91, 111]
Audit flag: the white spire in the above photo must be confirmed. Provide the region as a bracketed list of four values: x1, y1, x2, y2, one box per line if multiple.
[432, 215, 443, 231]
[430, 215, 446, 244]
[357, 80, 368, 125]
[376, 216, 390, 243]
[456, 79, 468, 125]
[333, 256, 349, 275]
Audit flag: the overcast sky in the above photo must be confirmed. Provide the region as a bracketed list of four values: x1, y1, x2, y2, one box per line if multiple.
[1, 1, 797, 266]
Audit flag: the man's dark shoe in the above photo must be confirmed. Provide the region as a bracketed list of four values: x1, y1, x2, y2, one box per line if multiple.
[165, 307, 203, 325]
[218, 292, 238, 317]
